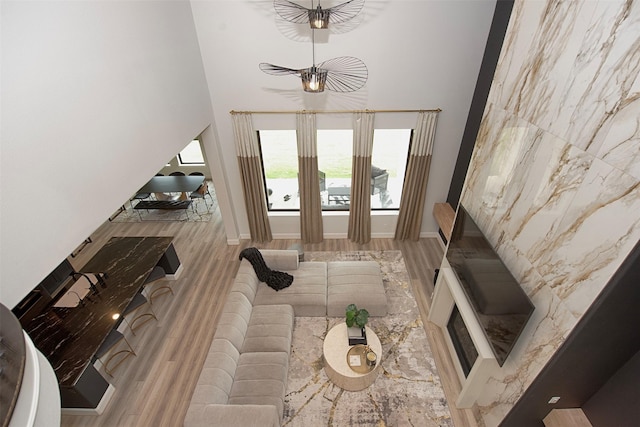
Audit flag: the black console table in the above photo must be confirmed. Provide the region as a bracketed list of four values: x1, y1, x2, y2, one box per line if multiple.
[20, 236, 180, 410]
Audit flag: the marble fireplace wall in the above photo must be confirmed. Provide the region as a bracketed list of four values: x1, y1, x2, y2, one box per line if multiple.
[459, 0, 640, 426]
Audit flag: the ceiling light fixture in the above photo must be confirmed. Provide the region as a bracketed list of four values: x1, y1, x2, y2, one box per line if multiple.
[259, 29, 367, 93]
[274, 0, 365, 29]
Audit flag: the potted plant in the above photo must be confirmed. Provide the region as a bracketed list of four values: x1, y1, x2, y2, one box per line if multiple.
[345, 304, 369, 345]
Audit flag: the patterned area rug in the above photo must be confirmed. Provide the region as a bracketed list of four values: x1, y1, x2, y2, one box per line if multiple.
[284, 251, 452, 427]
[110, 182, 217, 222]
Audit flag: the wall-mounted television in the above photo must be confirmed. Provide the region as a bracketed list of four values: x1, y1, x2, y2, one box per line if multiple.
[446, 204, 535, 366]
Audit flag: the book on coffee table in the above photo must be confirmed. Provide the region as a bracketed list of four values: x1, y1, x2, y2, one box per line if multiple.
[347, 326, 367, 346]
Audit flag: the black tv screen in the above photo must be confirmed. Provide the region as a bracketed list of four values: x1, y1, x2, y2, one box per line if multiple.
[446, 205, 535, 366]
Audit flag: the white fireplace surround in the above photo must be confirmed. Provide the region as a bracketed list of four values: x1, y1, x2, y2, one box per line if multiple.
[429, 260, 499, 408]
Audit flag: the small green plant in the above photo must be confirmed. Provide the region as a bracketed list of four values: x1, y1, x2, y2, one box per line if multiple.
[345, 304, 369, 329]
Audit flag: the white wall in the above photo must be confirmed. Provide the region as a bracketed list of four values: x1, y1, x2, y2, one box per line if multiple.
[190, 0, 496, 239]
[0, 1, 213, 308]
[0, 0, 496, 306]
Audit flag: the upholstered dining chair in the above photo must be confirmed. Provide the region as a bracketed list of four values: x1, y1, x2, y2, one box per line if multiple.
[169, 171, 185, 176]
[189, 182, 211, 209]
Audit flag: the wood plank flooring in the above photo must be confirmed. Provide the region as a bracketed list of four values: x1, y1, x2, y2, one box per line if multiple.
[60, 211, 478, 427]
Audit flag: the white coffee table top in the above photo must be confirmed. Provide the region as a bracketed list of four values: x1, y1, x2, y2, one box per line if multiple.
[323, 323, 382, 391]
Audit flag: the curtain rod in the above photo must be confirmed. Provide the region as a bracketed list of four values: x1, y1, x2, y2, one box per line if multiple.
[230, 108, 442, 115]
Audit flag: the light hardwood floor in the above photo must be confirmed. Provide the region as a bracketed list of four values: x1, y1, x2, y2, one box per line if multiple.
[60, 210, 478, 427]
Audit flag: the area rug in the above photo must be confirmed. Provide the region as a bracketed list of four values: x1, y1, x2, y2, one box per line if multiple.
[110, 182, 217, 222]
[284, 251, 452, 427]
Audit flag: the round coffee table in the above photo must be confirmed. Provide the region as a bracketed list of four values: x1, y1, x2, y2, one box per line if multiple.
[323, 323, 382, 391]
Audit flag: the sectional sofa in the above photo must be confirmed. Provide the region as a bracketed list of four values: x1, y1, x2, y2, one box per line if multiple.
[184, 249, 387, 427]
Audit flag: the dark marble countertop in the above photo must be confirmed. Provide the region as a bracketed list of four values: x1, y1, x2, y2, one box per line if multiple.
[22, 236, 174, 387]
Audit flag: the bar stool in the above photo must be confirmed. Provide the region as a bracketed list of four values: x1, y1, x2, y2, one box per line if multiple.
[94, 329, 136, 377]
[144, 266, 173, 304]
[122, 292, 158, 335]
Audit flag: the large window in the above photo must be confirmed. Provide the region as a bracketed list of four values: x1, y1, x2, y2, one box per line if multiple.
[371, 129, 411, 210]
[259, 130, 299, 210]
[258, 128, 411, 212]
[178, 140, 205, 165]
[318, 130, 353, 210]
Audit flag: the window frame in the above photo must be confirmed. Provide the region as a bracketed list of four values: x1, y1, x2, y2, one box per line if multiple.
[177, 139, 206, 166]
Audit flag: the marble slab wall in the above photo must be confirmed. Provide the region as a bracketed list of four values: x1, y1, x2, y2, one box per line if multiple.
[459, 0, 640, 425]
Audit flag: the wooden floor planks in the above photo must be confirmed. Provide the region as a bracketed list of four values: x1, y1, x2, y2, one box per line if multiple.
[59, 211, 478, 427]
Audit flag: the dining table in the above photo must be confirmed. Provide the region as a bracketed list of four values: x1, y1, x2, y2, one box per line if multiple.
[137, 175, 204, 195]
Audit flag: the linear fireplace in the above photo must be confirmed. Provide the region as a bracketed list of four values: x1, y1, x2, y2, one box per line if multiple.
[447, 305, 478, 377]
[445, 205, 535, 367]
[430, 266, 498, 408]
[429, 204, 535, 408]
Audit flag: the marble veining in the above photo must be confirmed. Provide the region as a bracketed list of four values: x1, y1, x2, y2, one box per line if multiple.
[21, 236, 174, 387]
[458, 0, 640, 425]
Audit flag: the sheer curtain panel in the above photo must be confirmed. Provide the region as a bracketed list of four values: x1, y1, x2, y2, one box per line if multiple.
[232, 113, 272, 242]
[394, 111, 439, 240]
[348, 111, 375, 243]
[297, 112, 324, 243]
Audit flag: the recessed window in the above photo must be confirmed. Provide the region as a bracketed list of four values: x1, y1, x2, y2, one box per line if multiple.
[178, 140, 205, 165]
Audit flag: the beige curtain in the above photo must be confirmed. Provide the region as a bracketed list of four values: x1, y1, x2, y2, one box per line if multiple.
[348, 111, 375, 243]
[395, 111, 439, 240]
[232, 112, 272, 242]
[297, 113, 323, 243]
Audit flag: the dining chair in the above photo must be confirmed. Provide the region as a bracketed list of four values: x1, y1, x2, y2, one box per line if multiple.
[169, 171, 185, 176]
[189, 182, 211, 210]
[94, 329, 136, 377]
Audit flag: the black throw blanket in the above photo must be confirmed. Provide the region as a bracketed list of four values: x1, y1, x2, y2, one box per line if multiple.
[239, 247, 293, 291]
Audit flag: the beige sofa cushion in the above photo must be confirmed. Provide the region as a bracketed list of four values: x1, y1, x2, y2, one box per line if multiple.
[327, 261, 387, 317]
[254, 262, 328, 316]
[184, 404, 280, 427]
[188, 338, 239, 409]
[259, 249, 299, 271]
[213, 292, 253, 352]
[242, 304, 294, 354]
[232, 264, 260, 304]
[229, 351, 289, 422]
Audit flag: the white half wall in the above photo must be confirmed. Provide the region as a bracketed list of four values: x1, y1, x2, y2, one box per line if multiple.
[1, 0, 213, 307]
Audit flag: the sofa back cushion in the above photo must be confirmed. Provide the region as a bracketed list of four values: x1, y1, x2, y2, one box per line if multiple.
[233, 260, 269, 303]
[232, 251, 299, 304]
[190, 338, 240, 406]
[213, 292, 253, 352]
[259, 249, 299, 271]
